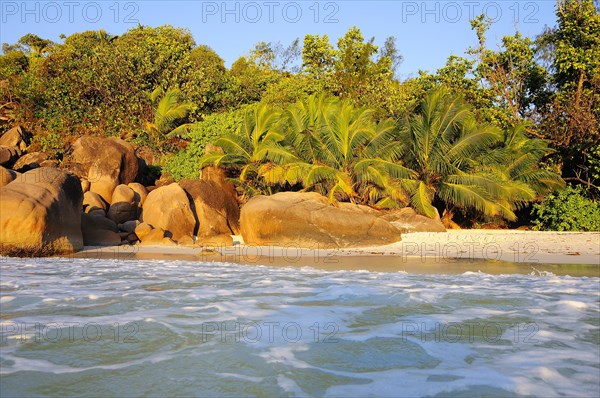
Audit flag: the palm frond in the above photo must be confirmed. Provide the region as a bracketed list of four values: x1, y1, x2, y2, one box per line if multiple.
[410, 181, 438, 218]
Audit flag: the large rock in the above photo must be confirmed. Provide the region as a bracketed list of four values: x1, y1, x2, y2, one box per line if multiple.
[127, 183, 148, 206]
[40, 159, 59, 168]
[83, 191, 108, 213]
[81, 213, 121, 246]
[0, 146, 19, 167]
[0, 126, 29, 152]
[81, 178, 90, 193]
[380, 208, 446, 233]
[138, 227, 176, 246]
[240, 192, 402, 249]
[180, 176, 240, 243]
[107, 184, 139, 224]
[60, 161, 87, 178]
[140, 183, 196, 242]
[71, 136, 139, 203]
[127, 182, 147, 217]
[134, 222, 154, 241]
[0, 166, 18, 187]
[13, 152, 48, 172]
[119, 220, 140, 234]
[155, 173, 175, 188]
[0, 168, 83, 256]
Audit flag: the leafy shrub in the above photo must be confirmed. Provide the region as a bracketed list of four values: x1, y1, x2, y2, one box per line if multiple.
[162, 105, 249, 181]
[532, 186, 600, 231]
[162, 150, 202, 181]
[32, 131, 64, 159]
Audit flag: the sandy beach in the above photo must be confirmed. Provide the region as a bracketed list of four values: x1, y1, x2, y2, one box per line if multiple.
[69, 230, 600, 276]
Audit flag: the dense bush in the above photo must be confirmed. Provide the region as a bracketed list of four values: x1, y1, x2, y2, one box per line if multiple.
[0, 26, 228, 138]
[162, 105, 250, 180]
[198, 91, 563, 223]
[532, 186, 600, 231]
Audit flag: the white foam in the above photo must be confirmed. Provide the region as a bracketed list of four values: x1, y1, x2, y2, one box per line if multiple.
[0, 296, 15, 303]
[555, 300, 588, 310]
[1, 257, 598, 397]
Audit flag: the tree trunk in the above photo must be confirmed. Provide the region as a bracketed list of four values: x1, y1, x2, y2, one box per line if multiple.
[567, 69, 586, 146]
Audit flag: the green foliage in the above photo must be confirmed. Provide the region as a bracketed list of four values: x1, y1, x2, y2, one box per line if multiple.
[532, 185, 600, 231]
[488, 122, 565, 199]
[144, 87, 194, 146]
[398, 89, 544, 221]
[2, 34, 54, 57]
[2, 16, 593, 227]
[260, 75, 325, 108]
[196, 90, 560, 222]
[162, 105, 249, 181]
[187, 45, 228, 112]
[588, 145, 600, 182]
[0, 51, 28, 79]
[199, 103, 290, 198]
[162, 150, 201, 181]
[32, 131, 63, 159]
[225, 56, 281, 107]
[270, 94, 410, 205]
[2, 25, 228, 137]
[538, 0, 600, 186]
[552, 0, 600, 90]
[300, 27, 398, 110]
[302, 34, 335, 77]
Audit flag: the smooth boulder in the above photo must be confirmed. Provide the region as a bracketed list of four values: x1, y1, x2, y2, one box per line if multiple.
[140, 183, 195, 242]
[0, 146, 19, 167]
[240, 192, 401, 249]
[0, 168, 83, 256]
[0, 166, 18, 187]
[0, 126, 29, 151]
[107, 184, 139, 224]
[139, 228, 177, 246]
[180, 177, 239, 244]
[83, 191, 108, 213]
[13, 152, 48, 172]
[127, 182, 148, 206]
[81, 213, 121, 246]
[71, 136, 139, 202]
[81, 179, 90, 193]
[380, 208, 446, 233]
[134, 222, 154, 242]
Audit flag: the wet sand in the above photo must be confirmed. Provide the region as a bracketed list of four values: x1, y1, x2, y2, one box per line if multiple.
[69, 230, 600, 276]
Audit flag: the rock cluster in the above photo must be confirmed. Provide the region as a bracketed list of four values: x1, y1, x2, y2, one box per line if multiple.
[0, 129, 445, 257]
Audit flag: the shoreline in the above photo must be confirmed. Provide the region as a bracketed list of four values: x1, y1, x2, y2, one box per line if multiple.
[63, 230, 600, 276]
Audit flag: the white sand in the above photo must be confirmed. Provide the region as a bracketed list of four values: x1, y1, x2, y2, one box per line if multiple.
[361, 230, 600, 265]
[76, 230, 600, 270]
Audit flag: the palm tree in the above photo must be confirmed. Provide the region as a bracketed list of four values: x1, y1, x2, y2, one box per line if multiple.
[199, 103, 293, 197]
[144, 87, 194, 145]
[398, 88, 520, 222]
[269, 94, 414, 204]
[481, 121, 564, 206]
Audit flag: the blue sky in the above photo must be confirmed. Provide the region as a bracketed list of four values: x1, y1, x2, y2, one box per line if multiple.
[1, 1, 558, 78]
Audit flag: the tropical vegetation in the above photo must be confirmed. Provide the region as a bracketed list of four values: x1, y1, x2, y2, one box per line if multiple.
[1, 0, 598, 229]
[198, 90, 563, 225]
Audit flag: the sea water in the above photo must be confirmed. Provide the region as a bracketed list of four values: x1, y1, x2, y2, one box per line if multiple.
[0, 258, 598, 397]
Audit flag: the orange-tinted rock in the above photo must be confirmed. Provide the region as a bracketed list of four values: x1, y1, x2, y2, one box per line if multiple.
[71, 136, 139, 202]
[240, 192, 401, 249]
[140, 183, 195, 242]
[0, 168, 83, 256]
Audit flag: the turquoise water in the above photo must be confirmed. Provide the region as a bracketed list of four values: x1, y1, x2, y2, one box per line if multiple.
[1, 258, 599, 397]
